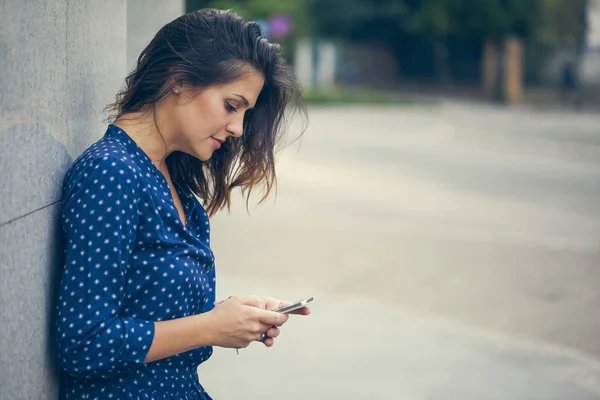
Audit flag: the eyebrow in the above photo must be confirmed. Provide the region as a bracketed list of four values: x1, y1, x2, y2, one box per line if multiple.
[232, 93, 251, 108]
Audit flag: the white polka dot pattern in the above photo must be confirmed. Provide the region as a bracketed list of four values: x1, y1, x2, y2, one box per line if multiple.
[56, 125, 216, 399]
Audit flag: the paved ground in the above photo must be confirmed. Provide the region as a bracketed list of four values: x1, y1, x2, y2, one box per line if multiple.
[200, 102, 600, 399]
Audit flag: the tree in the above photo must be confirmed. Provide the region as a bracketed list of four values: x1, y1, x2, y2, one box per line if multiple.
[309, 0, 541, 85]
[460, 0, 539, 103]
[535, 0, 587, 49]
[186, 0, 213, 13]
[187, 0, 588, 99]
[402, 0, 456, 85]
[187, 0, 311, 61]
[310, 0, 408, 40]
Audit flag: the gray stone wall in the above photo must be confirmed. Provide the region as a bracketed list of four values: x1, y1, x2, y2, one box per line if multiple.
[0, 1, 182, 398]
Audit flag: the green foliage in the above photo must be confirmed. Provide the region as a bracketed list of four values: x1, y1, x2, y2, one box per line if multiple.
[535, 0, 587, 48]
[188, 0, 583, 46]
[185, 0, 312, 62]
[191, 0, 312, 38]
[404, 0, 453, 38]
[186, 0, 212, 13]
[309, 0, 408, 39]
[311, 0, 542, 41]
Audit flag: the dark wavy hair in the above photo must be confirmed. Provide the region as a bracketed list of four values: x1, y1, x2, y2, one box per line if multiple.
[105, 8, 305, 216]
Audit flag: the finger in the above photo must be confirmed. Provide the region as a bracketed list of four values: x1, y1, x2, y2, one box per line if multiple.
[263, 297, 288, 311]
[266, 326, 280, 338]
[258, 322, 274, 333]
[239, 295, 267, 309]
[287, 306, 311, 316]
[255, 309, 289, 326]
[263, 337, 274, 347]
[239, 340, 251, 349]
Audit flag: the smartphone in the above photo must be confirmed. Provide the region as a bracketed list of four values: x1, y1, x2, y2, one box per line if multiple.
[273, 297, 313, 314]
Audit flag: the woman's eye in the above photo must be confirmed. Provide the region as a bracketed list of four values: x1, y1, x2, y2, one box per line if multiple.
[225, 102, 237, 113]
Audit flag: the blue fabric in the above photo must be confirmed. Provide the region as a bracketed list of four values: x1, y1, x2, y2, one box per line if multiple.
[56, 124, 216, 399]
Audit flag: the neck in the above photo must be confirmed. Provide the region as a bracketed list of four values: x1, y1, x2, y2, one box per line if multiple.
[113, 108, 173, 171]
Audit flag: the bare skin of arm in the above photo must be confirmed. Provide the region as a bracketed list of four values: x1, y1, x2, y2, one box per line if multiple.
[143, 295, 310, 363]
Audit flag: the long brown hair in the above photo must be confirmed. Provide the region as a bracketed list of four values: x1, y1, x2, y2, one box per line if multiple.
[105, 9, 306, 216]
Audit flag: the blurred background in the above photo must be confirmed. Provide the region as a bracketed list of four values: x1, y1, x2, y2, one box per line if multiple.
[184, 1, 600, 399]
[1, 1, 599, 399]
[187, 0, 600, 108]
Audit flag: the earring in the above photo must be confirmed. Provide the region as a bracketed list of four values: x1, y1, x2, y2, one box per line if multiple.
[172, 87, 180, 95]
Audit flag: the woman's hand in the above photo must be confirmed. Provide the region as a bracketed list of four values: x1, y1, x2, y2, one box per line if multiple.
[237, 295, 311, 347]
[208, 296, 288, 349]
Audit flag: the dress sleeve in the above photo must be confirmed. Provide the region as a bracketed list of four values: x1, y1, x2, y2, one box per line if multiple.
[56, 156, 155, 379]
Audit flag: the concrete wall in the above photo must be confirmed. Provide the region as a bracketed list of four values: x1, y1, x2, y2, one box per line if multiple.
[0, 1, 182, 398]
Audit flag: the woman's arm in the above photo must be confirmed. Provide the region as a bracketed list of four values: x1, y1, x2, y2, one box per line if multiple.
[144, 296, 287, 363]
[144, 313, 214, 364]
[57, 156, 154, 378]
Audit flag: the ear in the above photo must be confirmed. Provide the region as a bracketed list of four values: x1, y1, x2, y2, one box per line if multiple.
[167, 77, 180, 87]
[167, 77, 182, 95]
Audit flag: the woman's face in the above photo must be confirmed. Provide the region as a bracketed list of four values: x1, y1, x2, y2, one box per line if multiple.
[167, 70, 265, 161]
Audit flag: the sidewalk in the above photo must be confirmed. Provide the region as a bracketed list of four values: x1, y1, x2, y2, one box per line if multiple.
[198, 276, 600, 400]
[389, 82, 600, 113]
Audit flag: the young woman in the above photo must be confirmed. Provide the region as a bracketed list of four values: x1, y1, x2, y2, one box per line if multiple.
[55, 8, 309, 399]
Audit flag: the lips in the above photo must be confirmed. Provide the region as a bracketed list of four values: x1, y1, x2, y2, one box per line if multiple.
[211, 137, 224, 149]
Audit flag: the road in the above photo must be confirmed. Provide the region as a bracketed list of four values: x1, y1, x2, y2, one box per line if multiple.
[201, 102, 600, 399]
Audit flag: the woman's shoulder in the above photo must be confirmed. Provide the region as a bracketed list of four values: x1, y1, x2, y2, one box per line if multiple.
[63, 134, 141, 194]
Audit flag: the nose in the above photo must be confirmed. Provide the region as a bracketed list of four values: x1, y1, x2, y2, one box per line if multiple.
[226, 115, 244, 138]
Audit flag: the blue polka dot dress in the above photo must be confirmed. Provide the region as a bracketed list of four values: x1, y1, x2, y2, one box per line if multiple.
[56, 124, 216, 399]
